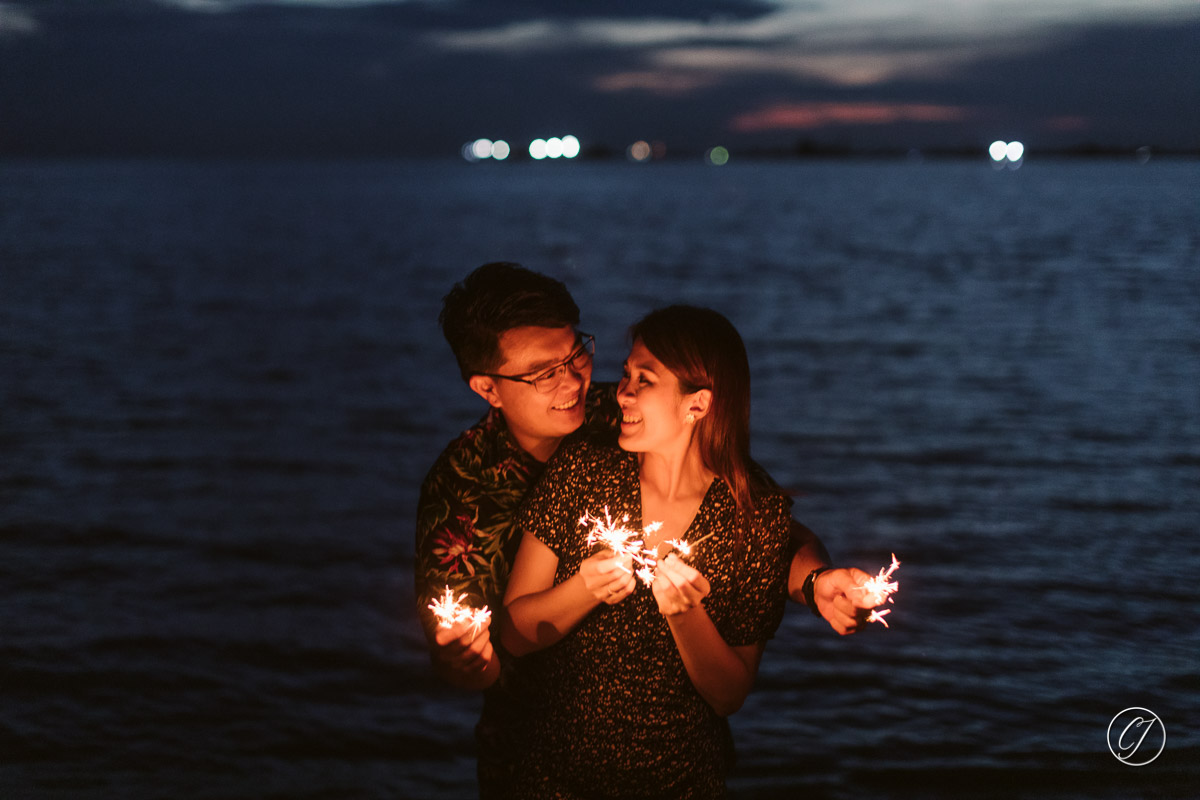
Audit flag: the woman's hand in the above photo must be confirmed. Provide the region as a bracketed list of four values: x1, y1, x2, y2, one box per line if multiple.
[814, 568, 876, 635]
[579, 549, 637, 605]
[651, 554, 711, 616]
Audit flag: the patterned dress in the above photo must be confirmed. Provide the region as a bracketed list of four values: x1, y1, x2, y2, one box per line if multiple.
[512, 439, 792, 799]
[414, 383, 619, 797]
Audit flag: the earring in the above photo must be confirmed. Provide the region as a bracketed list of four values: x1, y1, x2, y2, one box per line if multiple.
[685, 413, 696, 424]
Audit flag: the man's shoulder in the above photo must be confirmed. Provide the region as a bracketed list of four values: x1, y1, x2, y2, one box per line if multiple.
[421, 409, 528, 490]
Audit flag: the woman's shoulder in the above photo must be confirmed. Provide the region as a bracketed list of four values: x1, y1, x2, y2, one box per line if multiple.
[549, 436, 629, 473]
[748, 465, 793, 519]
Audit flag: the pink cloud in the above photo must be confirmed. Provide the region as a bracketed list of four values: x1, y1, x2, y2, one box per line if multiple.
[593, 71, 718, 95]
[1045, 115, 1090, 132]
[730, 102, 971, 131]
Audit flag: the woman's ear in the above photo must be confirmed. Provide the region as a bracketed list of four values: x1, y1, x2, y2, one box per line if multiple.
[687, 388, 713, 421]
[468, 375, 503, 409]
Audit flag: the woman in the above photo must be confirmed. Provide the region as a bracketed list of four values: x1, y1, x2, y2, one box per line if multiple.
[502, 305, 792, 798]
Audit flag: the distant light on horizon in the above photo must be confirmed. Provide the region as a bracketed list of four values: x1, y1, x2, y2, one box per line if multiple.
[628, 140, 652, 162]
[471, 138, 494, 160]
[990, 139, 1024, 161]
[706, 146, 730, 166]
[990, 140, 1024, 169]
[529, 135, 579, 161]
[463, 137, 511, 162]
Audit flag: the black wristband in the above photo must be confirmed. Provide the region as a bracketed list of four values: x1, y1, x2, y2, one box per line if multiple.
[802, 566, 833, 616]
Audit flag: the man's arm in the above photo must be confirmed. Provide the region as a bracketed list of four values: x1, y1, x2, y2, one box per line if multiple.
[787, 518, 874, 636]
[414, 464, 503, 691]
[421, 613, 501, 690]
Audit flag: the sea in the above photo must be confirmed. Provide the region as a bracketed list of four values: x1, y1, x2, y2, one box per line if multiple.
[1, 157, 1197, 799]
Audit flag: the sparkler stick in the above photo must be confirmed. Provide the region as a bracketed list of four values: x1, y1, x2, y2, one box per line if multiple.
[856, 553, 901, 628]
[663, 529, 717, 559]
[427, 585, 492, 638]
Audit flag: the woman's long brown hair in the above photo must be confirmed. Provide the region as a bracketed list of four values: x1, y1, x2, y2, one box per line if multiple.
[630, 305, 761, 517]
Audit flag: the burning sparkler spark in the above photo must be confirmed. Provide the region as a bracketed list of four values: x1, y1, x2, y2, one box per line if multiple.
[579, 508, 716, 587]
[579, 507, 661, 585]
[664, 529, 716, 558]
[427, 585, 492, 638]
[857, 553, 901, 628]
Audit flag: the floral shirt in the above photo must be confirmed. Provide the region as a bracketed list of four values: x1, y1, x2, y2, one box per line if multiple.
[414, 382, 620, 795]
[415, 382, 619, 631]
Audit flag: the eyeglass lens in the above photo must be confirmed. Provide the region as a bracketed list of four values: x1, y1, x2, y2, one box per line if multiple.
[533, 337, 593, 393]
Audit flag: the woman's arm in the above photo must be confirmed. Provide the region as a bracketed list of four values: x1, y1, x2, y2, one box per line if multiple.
[787, 517, 873, 635]
[652, 555, 763, 716]
[502, 531, 636, 657]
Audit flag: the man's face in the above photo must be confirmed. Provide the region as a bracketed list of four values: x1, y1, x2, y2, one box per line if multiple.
[472, 325, 592, 460]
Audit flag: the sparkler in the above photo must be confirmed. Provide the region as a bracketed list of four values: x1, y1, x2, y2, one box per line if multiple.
[663, 529, 716, 559]
[856, 553, 901, 628]
[579, 507, 661, 585]
[579, 508, 715, 587]
[427, 585, 492, 638]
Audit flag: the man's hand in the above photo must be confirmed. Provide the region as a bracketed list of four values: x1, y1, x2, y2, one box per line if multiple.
[812, 568, 876, 635]
[431, 616, 497, 686]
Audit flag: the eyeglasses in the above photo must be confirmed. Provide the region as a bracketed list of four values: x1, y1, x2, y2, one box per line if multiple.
[482, 333, 595, 394]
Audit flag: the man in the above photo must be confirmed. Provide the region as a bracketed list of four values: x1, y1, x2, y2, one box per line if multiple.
[415, 262, 873, 797]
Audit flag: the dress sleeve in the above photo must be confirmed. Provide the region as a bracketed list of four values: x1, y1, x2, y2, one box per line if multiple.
[514, 440, 590, 559]
[717, 494, 793, 648]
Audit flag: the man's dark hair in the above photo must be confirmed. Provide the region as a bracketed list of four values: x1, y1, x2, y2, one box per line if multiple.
[439, 262, 581, 382]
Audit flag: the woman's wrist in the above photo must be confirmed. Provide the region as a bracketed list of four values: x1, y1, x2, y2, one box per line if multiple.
[801, 566, 833, 616]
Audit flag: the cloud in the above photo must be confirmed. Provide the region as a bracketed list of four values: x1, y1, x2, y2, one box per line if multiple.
[0, 2, 40, 35]
[593, 70, 720, 95]
[146, 0, 778, 22]
[151, 0, 417, 9]
[429, 1, 1200, 89]
[428, 18, 723, 53]
[646, 43, 1006, 88]
[1, 0, 1195, 155]
[730, 101, 972, 132]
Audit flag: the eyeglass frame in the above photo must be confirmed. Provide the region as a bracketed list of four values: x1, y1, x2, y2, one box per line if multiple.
[478, 333, 595, 394]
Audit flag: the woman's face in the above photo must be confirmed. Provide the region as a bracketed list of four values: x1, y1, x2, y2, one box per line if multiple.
[617, 339, 692, 454]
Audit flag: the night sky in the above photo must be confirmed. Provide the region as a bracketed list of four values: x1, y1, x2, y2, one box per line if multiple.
[1, 0, 1198, 158]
